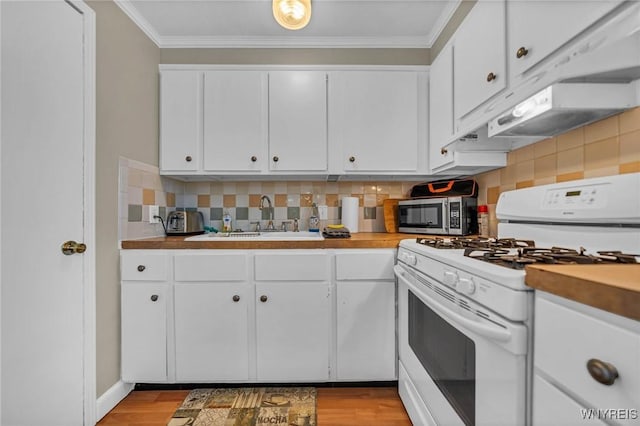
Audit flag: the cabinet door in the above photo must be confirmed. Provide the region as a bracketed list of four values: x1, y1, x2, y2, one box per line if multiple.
[159, 70, 202, 171]
[331, 71, 420, 172]
[336, 281, 396, 380]
[174, 283, 250, 381]
[121, 283, 168, 382]
[508, 0, 623, 82]
[454, 0, 506, 120]
[429, 44, 455, 171]
[268, 71, 327, 171]
[256, 282, 330, 381]
[203, 71, 267, 172]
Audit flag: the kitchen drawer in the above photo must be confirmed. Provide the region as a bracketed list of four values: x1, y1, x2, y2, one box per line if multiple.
[533, 373, 607, 426]
[535, 293, 640, 411]
[254, 252, 329, 281]
[335, 250, 396, 280]
[174, 253, 248, 281]
[121, 252, 169, 281]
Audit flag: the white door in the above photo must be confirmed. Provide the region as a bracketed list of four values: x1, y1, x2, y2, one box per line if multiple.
[255, 282, 330, 381]
[203, 71, 267, 172]
[1, 1, 95, 425]
[268, 71, 327, 172]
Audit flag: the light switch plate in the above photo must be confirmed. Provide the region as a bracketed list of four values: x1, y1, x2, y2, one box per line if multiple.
[317, 205, 328, 220]
[149, 205, 160, 223]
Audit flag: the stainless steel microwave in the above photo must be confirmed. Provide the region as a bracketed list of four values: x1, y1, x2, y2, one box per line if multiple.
[398, 197, 478, 235]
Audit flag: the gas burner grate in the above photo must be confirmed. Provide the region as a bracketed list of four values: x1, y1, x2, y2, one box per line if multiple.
[416, 236, 535, 250]
[464, 246, 640, 269]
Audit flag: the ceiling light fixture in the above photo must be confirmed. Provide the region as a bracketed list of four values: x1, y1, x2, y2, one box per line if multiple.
[273, 0, 311, 30]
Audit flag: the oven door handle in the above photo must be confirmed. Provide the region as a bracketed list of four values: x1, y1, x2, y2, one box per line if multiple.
[395, 266, 512, 343]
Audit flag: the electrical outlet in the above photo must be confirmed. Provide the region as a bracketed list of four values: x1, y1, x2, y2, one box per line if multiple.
[149, 205, 160, 223]
[317, 205, 328, 220]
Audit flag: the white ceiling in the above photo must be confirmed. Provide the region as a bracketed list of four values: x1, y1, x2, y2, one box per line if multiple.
[116, 0, 461, 48]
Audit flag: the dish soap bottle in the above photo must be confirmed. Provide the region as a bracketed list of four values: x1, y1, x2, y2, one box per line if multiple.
[222, 211, 232, 232]
[309, 204, 320, 232]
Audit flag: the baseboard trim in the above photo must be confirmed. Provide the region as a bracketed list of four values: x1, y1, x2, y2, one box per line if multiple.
[96, 380, 135, 421]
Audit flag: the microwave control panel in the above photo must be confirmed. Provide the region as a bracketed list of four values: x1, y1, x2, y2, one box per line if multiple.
[543, 183, 606, 209]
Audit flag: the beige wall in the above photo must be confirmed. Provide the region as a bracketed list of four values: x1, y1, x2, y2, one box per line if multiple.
[87, 0, 160, 397]
[475, 107, 640, 235]
[161, 48, 429, 65]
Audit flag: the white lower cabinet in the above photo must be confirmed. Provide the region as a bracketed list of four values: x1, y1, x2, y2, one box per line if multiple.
[335, 250, 397, 381]
[121, 249, 397, 384]
[533, 291, 640, 425]
[174, 283, 250, 381]
[121, 282, 169, 383]
[256, 281, 330, 381]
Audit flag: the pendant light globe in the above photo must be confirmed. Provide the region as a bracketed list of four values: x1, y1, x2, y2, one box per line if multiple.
[273, 0, 312, 30]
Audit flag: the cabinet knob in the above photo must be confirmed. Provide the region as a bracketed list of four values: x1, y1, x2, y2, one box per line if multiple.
[260, 295, 268, 303]
[516, 46, 529, 59]
[150, 294, 159, 302]
[486, 72, 497, 82]
[272, 156, 279, 162]
[185, 155, 192, 162]
[137, 265, 146, 272]
[587, 358, 619, 386]
[440, 148, 448, 155]
[232, 295, 240, 302]
[250, 156, 257, 162]
[348, 156, 356, 163]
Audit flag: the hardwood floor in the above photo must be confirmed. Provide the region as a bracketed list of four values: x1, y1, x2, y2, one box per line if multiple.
[98, 386, 412, 425]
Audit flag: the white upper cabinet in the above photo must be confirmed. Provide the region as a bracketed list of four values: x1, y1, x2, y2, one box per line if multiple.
[268, 71, 328, 172]
[159, 70, 202, 172]
[507, 0, 624, 84]
[329, 71, 427, 173]
[453, 0, 507, 122]
[429, 43, 455, 171]
[203, 71, 267, 172]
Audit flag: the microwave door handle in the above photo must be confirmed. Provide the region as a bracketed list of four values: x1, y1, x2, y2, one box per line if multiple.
[395, 266, 512, 343]
[443, 200, 449, 232]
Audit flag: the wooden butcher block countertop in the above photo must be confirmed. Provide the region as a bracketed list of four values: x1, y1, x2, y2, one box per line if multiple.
[121, 232, 428, 250]
[525, 264, 640, 321]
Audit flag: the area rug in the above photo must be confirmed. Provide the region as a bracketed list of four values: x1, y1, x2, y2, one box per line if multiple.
[168, 387, 317, 426]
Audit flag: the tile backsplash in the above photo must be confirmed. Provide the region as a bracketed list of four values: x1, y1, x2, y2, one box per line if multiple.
[183, 181, 414, 233]
[119, 156, 416, 239]
[474, 106, 640, 236]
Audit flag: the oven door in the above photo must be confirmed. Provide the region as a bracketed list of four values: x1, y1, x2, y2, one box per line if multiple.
[398, 199, 448, 234]
[395, 264, 529, 426]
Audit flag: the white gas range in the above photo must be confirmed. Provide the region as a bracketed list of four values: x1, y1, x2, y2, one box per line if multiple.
[395, 173, 640, 426]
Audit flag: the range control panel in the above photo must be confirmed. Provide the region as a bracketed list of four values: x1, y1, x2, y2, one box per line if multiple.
[543, 184, 606, 209]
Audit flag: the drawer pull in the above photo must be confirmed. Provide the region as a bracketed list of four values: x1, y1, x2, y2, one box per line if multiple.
[150, 294, 159, 302]
[516, 46, 529, 58]
[137, 265, 146, 272]
[260, 295, 268, 303]
[587, 358, 619, 386]
[232, 295, 240, 302]
[486, 72, 497, 82]
[185, 155, 192, 162]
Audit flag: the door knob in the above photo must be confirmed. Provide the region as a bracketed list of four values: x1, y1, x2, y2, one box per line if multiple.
[516, 46, 529, 58]
[61, 240, 86, 255]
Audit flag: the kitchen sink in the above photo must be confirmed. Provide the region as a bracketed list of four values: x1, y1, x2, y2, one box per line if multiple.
[184, 231, 324, 241]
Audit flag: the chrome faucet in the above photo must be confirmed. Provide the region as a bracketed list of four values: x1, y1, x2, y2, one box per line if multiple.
[259, 195, 275, 231]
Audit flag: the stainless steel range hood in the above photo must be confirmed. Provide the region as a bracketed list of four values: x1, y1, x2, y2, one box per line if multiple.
[487, 83, 637, 138]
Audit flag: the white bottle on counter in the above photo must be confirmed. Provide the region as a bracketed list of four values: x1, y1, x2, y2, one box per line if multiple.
[222, 211, 232, 232]
[478, 205, 489, 236]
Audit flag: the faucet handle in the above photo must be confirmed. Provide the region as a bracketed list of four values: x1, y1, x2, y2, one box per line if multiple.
[250, 221, 261, 232]
[281, 221, 292, 232]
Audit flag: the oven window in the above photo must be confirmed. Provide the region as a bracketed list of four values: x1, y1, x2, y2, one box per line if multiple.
[409, 291, 476, 426]
[400, 204, 443, 229]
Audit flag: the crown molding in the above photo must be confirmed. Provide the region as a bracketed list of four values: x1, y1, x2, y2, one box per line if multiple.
[425, 0, 461, 47]
[114, 0, 162, 46]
